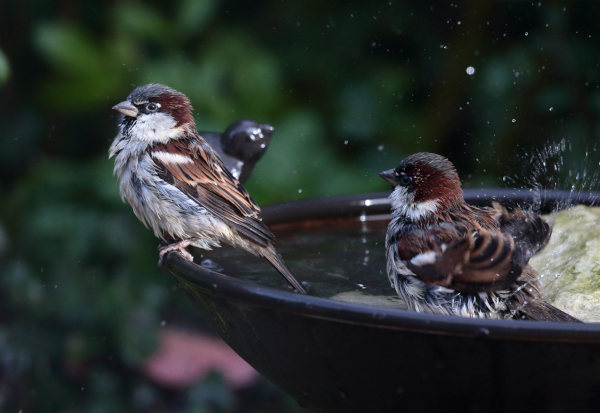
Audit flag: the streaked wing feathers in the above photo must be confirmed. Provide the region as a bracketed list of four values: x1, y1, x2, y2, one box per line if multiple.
[451, 231, 516, 292]
[151, 136, 274, 247]
[404, 227, 521, 293]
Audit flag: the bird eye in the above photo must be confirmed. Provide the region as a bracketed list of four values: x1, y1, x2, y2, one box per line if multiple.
[399, 175, 412, 186]
[146, 103, 158, 112]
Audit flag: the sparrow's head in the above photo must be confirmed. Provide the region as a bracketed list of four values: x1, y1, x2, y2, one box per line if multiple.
[379, 152, 464, 221]
[112, 84, 195, 145]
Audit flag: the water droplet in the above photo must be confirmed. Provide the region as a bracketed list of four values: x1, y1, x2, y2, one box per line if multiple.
[201, 259, 222, 270]
[512, 119, 516, 123]
[298, 189, 302, 193]
[466, 66, 475, 75]
[344, 140, 348, 145]
[525, 32, 529, 36]
[377, 144, 384, 151]
[549, 107, 553, 111]
[475, 327, 490, 338]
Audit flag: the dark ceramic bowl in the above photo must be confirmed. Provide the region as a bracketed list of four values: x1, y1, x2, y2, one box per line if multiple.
[161, 190, 600, 413]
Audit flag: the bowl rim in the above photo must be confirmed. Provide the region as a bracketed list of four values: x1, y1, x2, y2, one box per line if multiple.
[163, 189, 600, 343]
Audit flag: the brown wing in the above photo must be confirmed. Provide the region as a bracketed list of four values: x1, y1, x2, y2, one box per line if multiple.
[404, 225, 521, 293]
[398, 223, 470, 286]
[492, 202, 552, 266]
[151, 135, 274, 247]
[450, 230, 517, 293]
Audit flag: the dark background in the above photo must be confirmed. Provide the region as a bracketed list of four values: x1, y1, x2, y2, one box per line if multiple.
[1, 0, 599, 412]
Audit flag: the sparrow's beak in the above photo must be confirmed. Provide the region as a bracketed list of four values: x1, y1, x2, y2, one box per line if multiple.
[112, 101, 139, 118]
[379, 169, 398, 186]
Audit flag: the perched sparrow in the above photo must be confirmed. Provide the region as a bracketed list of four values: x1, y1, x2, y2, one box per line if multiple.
[109, 84, 306, 294]
[199, 119, 274, 184]
[380, 152, 580, 322]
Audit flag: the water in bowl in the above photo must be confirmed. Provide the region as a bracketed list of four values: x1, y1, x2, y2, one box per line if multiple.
[191, 206, 600, 319]
[192, 216, 407, 309]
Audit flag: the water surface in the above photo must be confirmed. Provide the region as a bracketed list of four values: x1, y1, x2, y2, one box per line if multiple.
[194, 207, 600, 320]
[194, 216, 406, 309]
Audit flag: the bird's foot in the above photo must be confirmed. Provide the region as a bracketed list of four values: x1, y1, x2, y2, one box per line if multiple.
[158, 238, 199, 265]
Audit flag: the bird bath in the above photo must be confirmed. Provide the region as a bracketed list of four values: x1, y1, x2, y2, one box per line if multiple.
[160, 190, 600, 413]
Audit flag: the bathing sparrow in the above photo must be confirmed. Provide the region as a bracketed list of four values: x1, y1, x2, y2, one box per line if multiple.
[380, 152, 579, 321]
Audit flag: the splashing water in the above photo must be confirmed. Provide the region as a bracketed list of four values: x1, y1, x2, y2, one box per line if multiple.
[507, 139, 600, 212]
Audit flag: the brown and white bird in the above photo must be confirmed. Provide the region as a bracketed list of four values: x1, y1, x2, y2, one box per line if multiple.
[380, 152, 579, 321]
[109, 84, 307, 294]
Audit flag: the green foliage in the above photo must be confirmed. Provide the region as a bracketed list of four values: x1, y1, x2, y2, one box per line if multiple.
[0, 48, 9, 84]
[2, 0, 600, 411]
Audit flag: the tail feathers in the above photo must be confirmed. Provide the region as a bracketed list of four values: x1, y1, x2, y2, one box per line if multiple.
[509, 297, 582, 322]
[261, 249, 307, 294]
[509, 266, 581, 322]
[519, 300, 582, 323]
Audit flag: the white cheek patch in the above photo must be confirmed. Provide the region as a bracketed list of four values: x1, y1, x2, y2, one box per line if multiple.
[410, 251, 438, 266]
[389, 185, 411, 209]
[390, 186, 439, 221]
[151, 151, 193, 165]
[129, 113, 186, 144]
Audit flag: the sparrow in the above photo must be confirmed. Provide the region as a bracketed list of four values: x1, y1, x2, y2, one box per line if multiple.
[109, 84, 307, 294]
[199, 119, 274, 184]
[379, 152, 580, 322]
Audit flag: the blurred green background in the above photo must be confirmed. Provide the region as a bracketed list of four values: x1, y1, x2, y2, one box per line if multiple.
[1, 0, 600, 411]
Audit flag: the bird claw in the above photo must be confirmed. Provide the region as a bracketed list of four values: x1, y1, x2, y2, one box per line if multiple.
[158, 238, 198, 265]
